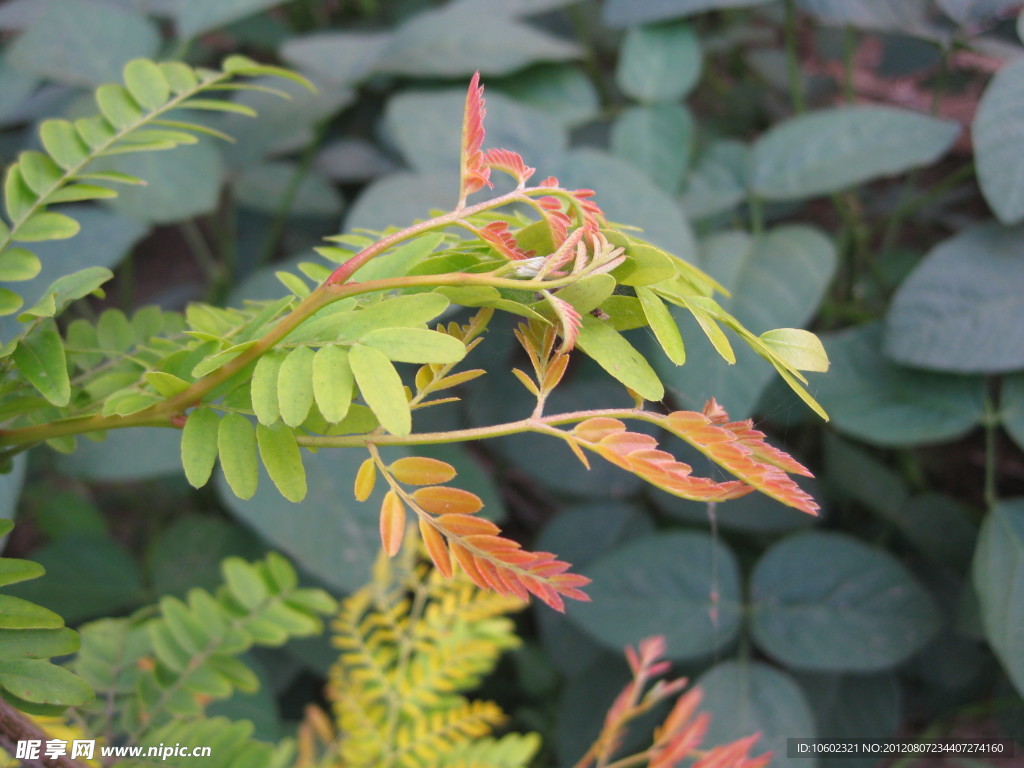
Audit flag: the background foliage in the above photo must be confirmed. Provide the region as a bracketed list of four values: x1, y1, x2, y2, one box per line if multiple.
[1, 0, 1023, 765]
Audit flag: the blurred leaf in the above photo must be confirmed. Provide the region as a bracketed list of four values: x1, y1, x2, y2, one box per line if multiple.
[973, 499, 1024, 698]
[0, 659, 92, 706]
[568, 532, 742, 660]
[604, 0, 775, 26]
[217, 77, 352, 170]
[751, 531, 940, 671]
[815, 324, 985, 446]
[385, 89, 567, 181]
[885, 224, 1024, 372]
[8, 0, 159, 87]
[495, 64, 599, 128]
[751, 106, 959, 200]
[656, 226, 835, 418]
[698, 661, 816, 768]
[7, 535, 145, 624]
[344, 172, 456, 234]
[610, 104, 694, 193]
[175, 0, 285, 40]
[976, 59, 1024, 224]
[148, 514, 265, 598]
[1003, 372, 1024, 453]
[59, 426, 183, 481]
[280, 32, 390, 87]
[13, 319, 69, 406]
[893, 493, 978, 572]
[822, 432, 909, 516]
[797, 672, 900, 768]
[315, 138, 398, 183]
[0, 457, 26, 530]
[554, 148, 697, 257]
[795, 0, 941, 38]
[937, 0, 1022, 25]
[680, 140, 749, 219]
[234, 162, 343, 218]
[376, 4, 580, 77]
[536, 502, 653, 678]
[217, 445, 408, 593]
[617, 21, 702, 102]
[93, 140, 223, 224]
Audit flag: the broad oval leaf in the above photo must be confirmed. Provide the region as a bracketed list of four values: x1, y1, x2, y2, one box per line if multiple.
[751, 531, 940, 671]
[610, 104, 694, 193]
[349, 344, 411, 436]
[973, 499, 1024, 698]
[885, 224, 1024, 372]
[698, 661, 816, 768]
[975, 58, 1024, 223]
[816, 324, 985, 446]
[751, 106, 959, 200]
[617, 21, 702, 102]
[568, 532, 742, 660]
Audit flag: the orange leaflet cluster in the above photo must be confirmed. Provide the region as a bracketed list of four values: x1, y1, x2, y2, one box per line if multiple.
[579, 635, 771, 768]
[361, 455, 590, 613]
[568, 409, 818, 516]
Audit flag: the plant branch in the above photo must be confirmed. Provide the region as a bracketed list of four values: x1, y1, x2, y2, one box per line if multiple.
[0, 696, 90, 768]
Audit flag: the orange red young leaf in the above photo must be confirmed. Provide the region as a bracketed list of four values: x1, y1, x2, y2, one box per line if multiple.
[459, 71, 491, 204]
[389, 456, 458, 486]
[538, 195, 571, 246]
[543, 293, 583, 354]
[483, 148, 535, 187]
[379, 490, 406, 557]
[662, 411, 818, 515]
[569, 417, 753, 505]
[478, 221, 535, 260]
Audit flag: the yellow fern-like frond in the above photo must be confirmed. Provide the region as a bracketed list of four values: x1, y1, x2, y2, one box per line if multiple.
[324, 538, 536, 768]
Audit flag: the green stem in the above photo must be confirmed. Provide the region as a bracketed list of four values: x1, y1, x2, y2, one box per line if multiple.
[783, 0, 805, 114]
[983, 385, 1000, 509]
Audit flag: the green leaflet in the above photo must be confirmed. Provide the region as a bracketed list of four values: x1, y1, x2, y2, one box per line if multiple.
[0, 596, 63, 630]
[551, 274, 616, 314]
[251, 350, 285, 425]
[191, 341, 258, 378]
[278, 346, 315, 428]
[256, 423, 307, 503]
[637, 286, 685, 365]
[95, 84, 143, 129]
[359, 327, 467, 364]
[19, 267, 113, 320]
[0, 559, 44, 588]
[0, 659, 93, 706]
[14, 212, 80, 243]
[285, 292, 450, 345]
[39, 120, 89, 169]
[181, 408, 220, 488]
[124, 59, 170, 111]
[332, 231, 448, 282]
[759, 328, 829, 372]
[675, 295, 735, 364]
[312, 344, 354, 423]
[576, 315, 664, 401]
[13, 319, 70, 406]
[0, 628, 78, 660]
[350, 344, 411, 436]
[218, 413, 259, 500]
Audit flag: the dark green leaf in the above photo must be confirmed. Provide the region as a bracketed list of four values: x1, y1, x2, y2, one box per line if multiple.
[751, 106, 959, 200]
[7, 0, 159, 87]
[816, 324, 985, 445]
[973, 499, 1024, 697]
[604, 0, 775, 26]
[698, 661, 816, 768]
[568, 532, 742, 659]
[0, 628, 78, 661]
[176, 0, 288, 40]
[617, 21, 702, 102]
[681, 140, 749, 219]
[975, 58, 1024, 223]
[751, 531, 940, 670]
[885, 224, 1024, 372]
[610, 105, 694, 193]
